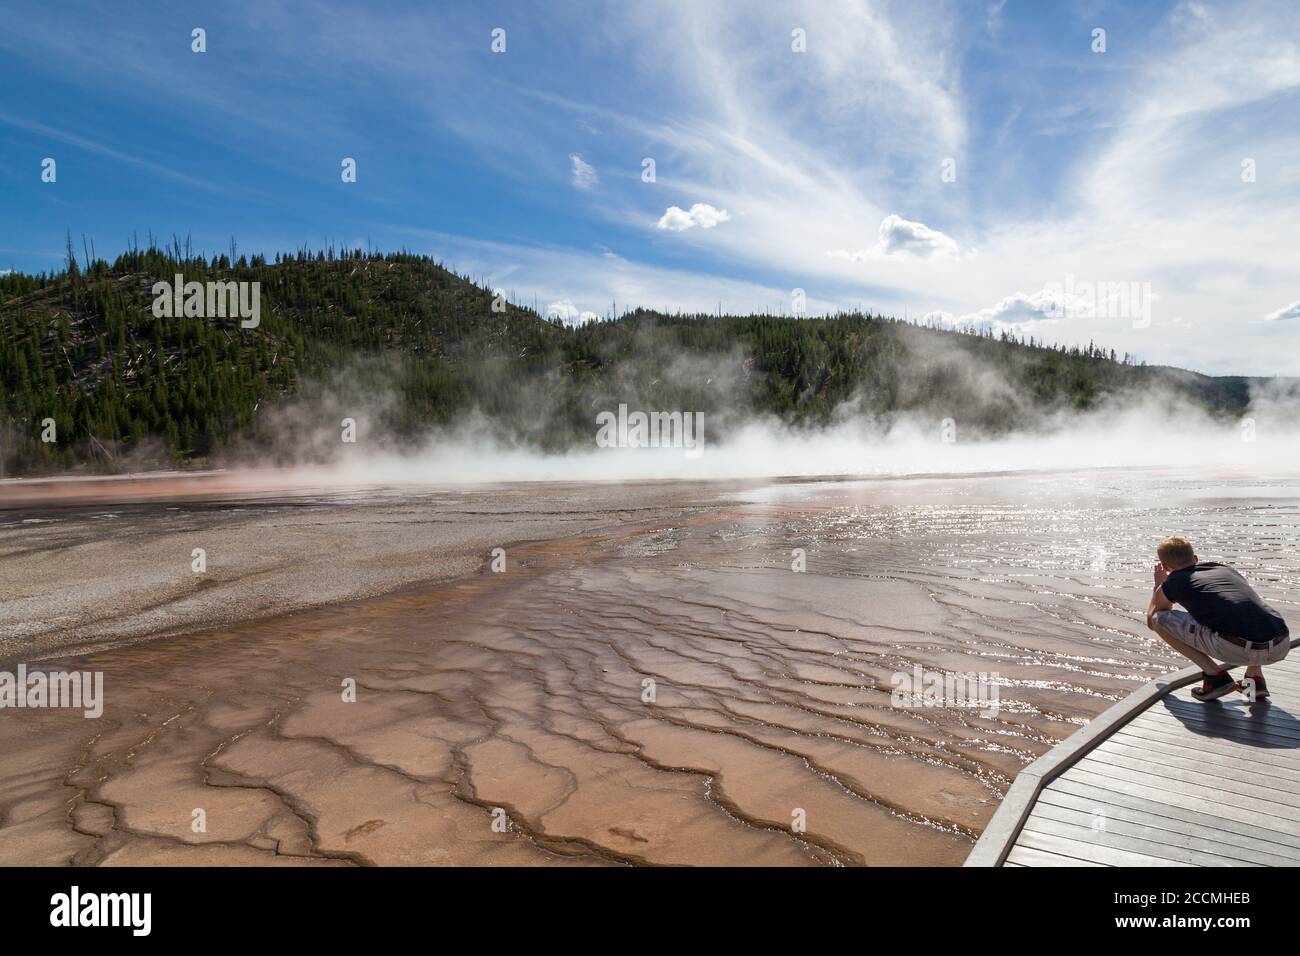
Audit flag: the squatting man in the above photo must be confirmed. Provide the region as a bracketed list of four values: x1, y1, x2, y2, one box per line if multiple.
[1145, 536, 1290, 701]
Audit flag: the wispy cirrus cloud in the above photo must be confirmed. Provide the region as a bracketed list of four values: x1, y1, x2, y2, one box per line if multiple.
[0, 111, 220, 193]
[1265, 300, 1300, 322]
[568, 153, 597, 190]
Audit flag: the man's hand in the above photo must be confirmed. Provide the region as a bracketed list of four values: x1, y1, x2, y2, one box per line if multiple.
[1147, 564, 1174, 630]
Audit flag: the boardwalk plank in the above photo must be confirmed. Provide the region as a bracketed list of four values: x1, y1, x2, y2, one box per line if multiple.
[1109, 727, 1300, 774]
[1039, 780, 1300, 858]
[1026, 801, 1284, 866]
[1004, 844, 1107, 867]
[1059, 765, 1300, 838]
[1015, 829, 1193, 867]
[1080, 748, 1300, 810]
[1125, 716, 1300, 753]
[1128, 711, 1300, 749]
[1153, 705, 1300, 743]
[1066, 756, 1300, 815]
[1102, 736, 1300, 788]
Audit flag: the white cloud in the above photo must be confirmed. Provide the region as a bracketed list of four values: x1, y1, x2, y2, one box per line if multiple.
[655, 207, 695, 232]
[929, 277, 1171, 342]
[1265, 300, 1300, 322]
[0, 269, 11, 277]
[828, 214, 960, 262]
[929, 287, 1108, 335]
[545, 298, 598, 325]
[655, 203, 731, 232]
[568, 153, 597, 190]
[876, 214, 959, 260]
[956, 289, 1077, 329]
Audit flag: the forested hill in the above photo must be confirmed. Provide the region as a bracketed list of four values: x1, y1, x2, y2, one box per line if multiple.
[0, 246, 1272, 474]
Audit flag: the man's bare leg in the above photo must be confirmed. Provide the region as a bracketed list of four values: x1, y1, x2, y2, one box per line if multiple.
[1149, 620, 1224, 675]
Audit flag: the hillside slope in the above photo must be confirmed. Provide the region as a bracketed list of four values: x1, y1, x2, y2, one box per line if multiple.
[0, 247, 1273, 475]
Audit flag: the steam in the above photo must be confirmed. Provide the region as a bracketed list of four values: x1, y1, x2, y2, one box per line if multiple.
[215, 347, 1300, 485]
[314, 397, 1297, 484]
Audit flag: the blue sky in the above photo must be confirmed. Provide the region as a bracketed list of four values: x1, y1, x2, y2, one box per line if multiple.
[2, 0, 1299, 374]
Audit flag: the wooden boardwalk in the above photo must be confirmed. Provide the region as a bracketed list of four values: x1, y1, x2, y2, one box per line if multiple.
[967, 640, 1300, 867]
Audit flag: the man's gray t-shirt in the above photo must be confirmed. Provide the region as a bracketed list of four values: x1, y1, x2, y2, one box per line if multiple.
[1162, 562, 1289, 640]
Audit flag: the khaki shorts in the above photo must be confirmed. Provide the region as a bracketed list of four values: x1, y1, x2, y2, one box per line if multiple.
[1155, 610, 1291, 667]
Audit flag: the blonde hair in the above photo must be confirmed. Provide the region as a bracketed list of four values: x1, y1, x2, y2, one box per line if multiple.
[1157, 536, 1196, 568]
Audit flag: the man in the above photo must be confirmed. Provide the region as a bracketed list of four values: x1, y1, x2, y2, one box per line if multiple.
[1146, 536, 1290, 701]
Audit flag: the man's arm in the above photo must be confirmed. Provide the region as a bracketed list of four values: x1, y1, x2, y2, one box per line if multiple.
[1146, 563, 1173, 630]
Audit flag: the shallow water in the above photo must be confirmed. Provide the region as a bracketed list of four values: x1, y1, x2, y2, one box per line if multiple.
[1, 467, 1296, 865]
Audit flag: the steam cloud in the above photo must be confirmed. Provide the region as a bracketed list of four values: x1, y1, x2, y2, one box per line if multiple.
[212, 329, 1300, 486]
